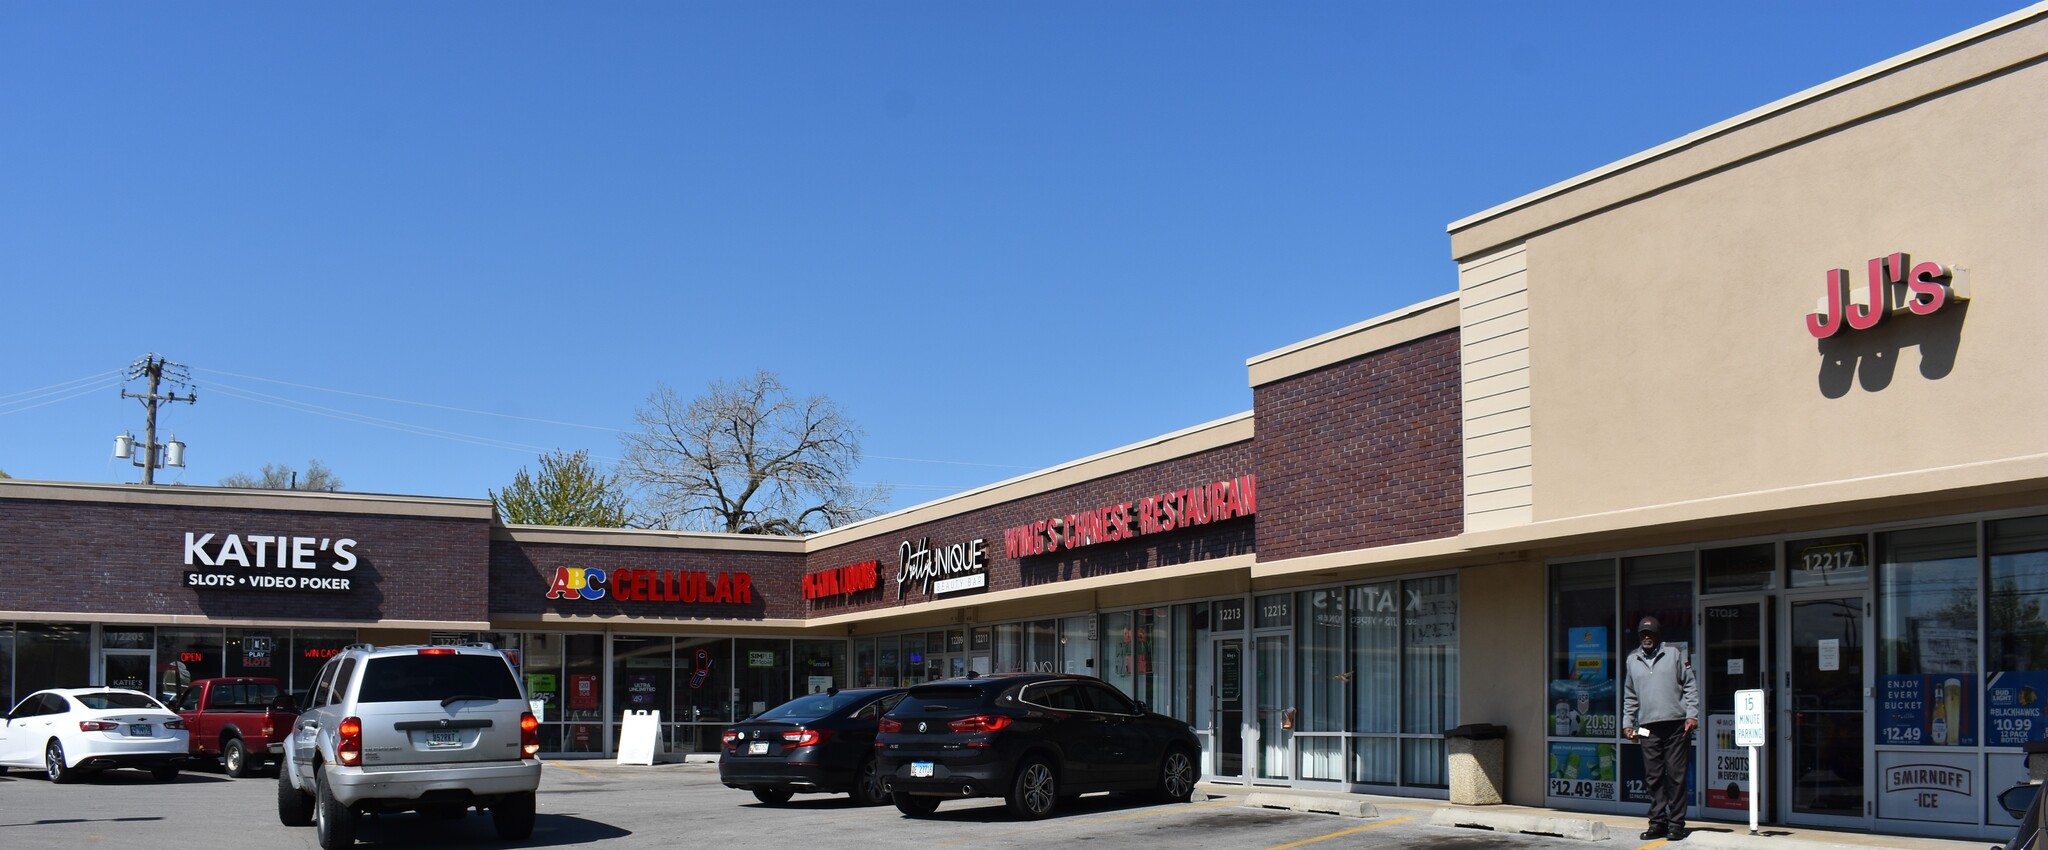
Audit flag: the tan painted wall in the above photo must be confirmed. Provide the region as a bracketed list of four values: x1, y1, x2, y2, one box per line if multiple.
[1520, 53, 2048, 521]
[1457, 558, 1547, 806]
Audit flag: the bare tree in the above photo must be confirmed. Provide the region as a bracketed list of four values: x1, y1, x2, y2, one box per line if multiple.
[220, 460, 343, 492]
[618, 371, 888, 534]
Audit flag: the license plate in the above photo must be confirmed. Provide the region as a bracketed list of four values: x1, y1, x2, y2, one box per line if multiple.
[128, 724, 153, 737]
[749, 741, 769, 755]
[910, 761, 934, 778]
[426, 729, 462, 749]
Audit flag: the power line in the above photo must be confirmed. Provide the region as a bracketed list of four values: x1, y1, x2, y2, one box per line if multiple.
[0, 369, 121, 402]
[0, 377, 122, 417]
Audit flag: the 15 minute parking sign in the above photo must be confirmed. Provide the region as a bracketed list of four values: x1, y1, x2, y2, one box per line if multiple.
[1735, 689, 1766, 746]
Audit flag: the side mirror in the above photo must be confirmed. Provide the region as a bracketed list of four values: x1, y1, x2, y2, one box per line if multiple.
[1998, 783, 2041, 819]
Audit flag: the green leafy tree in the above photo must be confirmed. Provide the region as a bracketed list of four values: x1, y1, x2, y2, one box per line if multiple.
[492, 449, 632, 527]
[0, 469, 11, 479]
[219, 460, 343, 492]
[618, 370, 888, 534]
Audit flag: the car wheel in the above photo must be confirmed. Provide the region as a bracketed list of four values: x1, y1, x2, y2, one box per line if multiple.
[752, 787, 795, 805]
[1155, 746, 1197, 803]
[45, 740, 75, 784]
[151, 766, 181, 782]
[277, 764, 314, 826]
[891, 791, 940, 817]
[850, 757, 889, 806]
[223, 738, 251, 777]
[1007, 756, 1058, 820]
[314, 768, 359, 849]
[492, 790, 536, 840]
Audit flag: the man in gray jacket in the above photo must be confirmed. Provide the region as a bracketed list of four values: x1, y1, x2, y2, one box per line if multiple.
[1622, 615, 1698, 841]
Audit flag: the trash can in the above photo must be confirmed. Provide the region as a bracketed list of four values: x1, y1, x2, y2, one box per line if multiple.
[1444, 723, 1508, 805]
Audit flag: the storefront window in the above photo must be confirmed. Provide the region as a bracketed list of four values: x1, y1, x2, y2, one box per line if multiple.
[563, 633, 606, 751]
[1550, 560, 1617, 741]
[157, 627, 223, 699]
[14, 623, 88, 701]
[1989, 515, 2048, 748]
[1103, 608, 1170, 711]
[794, 639, 847, 693]
[0, 625, 13, 711]
[1297, 589, 1345, 782]
[290, 630, 355, 700]
[523, 633, 566, 752]
[877, 636, 899, 686]
[225, 629, 287, 680]
[1879, 523, 1979, 747]
[993, 622, 1022, 674]
[1401, 575, 1458, 787]
[673, 637, 729, 727]
[612, 635, 672, 728]
[1026, 619, 1057, 673]
[735, 638, 790, 717]
[854, 638, 875, 686]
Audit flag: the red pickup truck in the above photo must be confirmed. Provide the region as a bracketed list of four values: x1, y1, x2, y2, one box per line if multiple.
[170, 677, 297, 777]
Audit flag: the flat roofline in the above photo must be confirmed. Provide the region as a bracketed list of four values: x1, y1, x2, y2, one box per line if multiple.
[1446, 2, 2048, 236]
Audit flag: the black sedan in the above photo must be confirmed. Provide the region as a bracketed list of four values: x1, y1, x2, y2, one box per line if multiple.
[875, 673, 1199, 819]
[719, 687, 908, 805]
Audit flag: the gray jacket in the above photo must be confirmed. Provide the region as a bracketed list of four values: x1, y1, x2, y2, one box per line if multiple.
[1621, 642, 1698, 728]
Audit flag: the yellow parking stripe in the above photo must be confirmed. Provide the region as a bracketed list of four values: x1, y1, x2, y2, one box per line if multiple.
[1259, 816, 1415, 850]
[546, 760, 599, 778]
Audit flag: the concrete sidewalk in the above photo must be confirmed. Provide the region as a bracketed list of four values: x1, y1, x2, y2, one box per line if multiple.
[1221, 786, 2001, 850]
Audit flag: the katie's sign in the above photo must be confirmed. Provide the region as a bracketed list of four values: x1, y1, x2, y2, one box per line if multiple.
[182, 531, 360, 592]
[1805, 252, 1966, 339]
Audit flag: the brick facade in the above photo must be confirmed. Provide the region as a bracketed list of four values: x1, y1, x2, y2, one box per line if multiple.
[802, 442, 1256, 617]
[489, 539, 809, 621]
[1252, 330, 1462, 561]
[0, 498, 491, 624]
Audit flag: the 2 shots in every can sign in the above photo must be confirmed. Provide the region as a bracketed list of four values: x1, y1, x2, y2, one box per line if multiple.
[181, 532, 360, 592]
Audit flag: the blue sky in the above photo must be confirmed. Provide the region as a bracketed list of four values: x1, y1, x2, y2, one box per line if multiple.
[1, 1, 2031, 514]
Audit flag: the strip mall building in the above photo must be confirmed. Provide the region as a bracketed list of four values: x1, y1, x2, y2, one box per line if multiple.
[4, 6, 2046, 841]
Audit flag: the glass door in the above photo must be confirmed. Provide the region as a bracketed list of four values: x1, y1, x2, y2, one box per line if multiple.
[1782, 593, 1868, 827]
[1702, 598, 1772, 822]
[1213, 637, 1245, 781]
[1254, 633, 1292, 781]
[102, 651, 152, 693]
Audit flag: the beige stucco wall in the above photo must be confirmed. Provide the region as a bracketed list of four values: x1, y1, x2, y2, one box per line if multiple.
[1461, 15, 2048, 524]
[1457, 558, 1547, 806]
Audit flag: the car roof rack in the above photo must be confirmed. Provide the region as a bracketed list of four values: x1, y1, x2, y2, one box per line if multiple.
[341, 643, 376, 653]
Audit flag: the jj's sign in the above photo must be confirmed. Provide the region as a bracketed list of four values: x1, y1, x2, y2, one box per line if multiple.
[1805, 252, 1967, 339]
[183, 531, 360, 592]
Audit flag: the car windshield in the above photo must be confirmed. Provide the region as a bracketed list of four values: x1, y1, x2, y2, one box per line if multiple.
[756, 692, 870, 721]
[356, 655, 523, 703]
[76, 691, 164, 711]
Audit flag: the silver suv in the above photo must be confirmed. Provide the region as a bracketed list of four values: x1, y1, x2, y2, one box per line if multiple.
[275, 643, 541, 849]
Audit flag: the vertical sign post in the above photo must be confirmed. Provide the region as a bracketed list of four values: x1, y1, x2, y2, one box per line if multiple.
[1734, 689, 1767, 835]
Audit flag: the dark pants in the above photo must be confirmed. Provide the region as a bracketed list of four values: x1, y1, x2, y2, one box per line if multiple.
[1640, 719, 1691, 832]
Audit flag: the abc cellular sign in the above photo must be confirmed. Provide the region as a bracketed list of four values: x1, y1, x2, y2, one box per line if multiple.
[544, 566, 755, 605]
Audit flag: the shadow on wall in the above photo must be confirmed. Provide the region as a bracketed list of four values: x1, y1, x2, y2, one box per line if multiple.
[1018, 522, 1254, 587]
[1816, 300, 1967, 398]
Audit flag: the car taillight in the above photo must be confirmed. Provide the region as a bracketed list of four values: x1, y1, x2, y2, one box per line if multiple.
[417, 647, 457, 655]
[520, 712, 540, 758]
[338, 716, 363, 766]
[165, 719, 188, 731]
[782, 729, 830, 747]
[261, 720, 275, 737]
[79, 720, 118, 732]
[721, 730, 741, 748]
[877, 717, 902, 733]
[948, 714, 1013, 734]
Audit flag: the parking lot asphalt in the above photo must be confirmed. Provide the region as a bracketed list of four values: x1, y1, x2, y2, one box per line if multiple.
[0, 758, 2005, 850]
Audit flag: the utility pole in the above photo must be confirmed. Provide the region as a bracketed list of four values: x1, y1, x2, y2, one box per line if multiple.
[115, 354, 197, 485]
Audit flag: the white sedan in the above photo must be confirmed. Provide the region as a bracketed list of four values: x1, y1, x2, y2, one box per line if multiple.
[0, 688, 191, 782]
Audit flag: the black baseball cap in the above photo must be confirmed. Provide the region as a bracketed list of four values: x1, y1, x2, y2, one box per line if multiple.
[1636, 615, 1661, 635]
